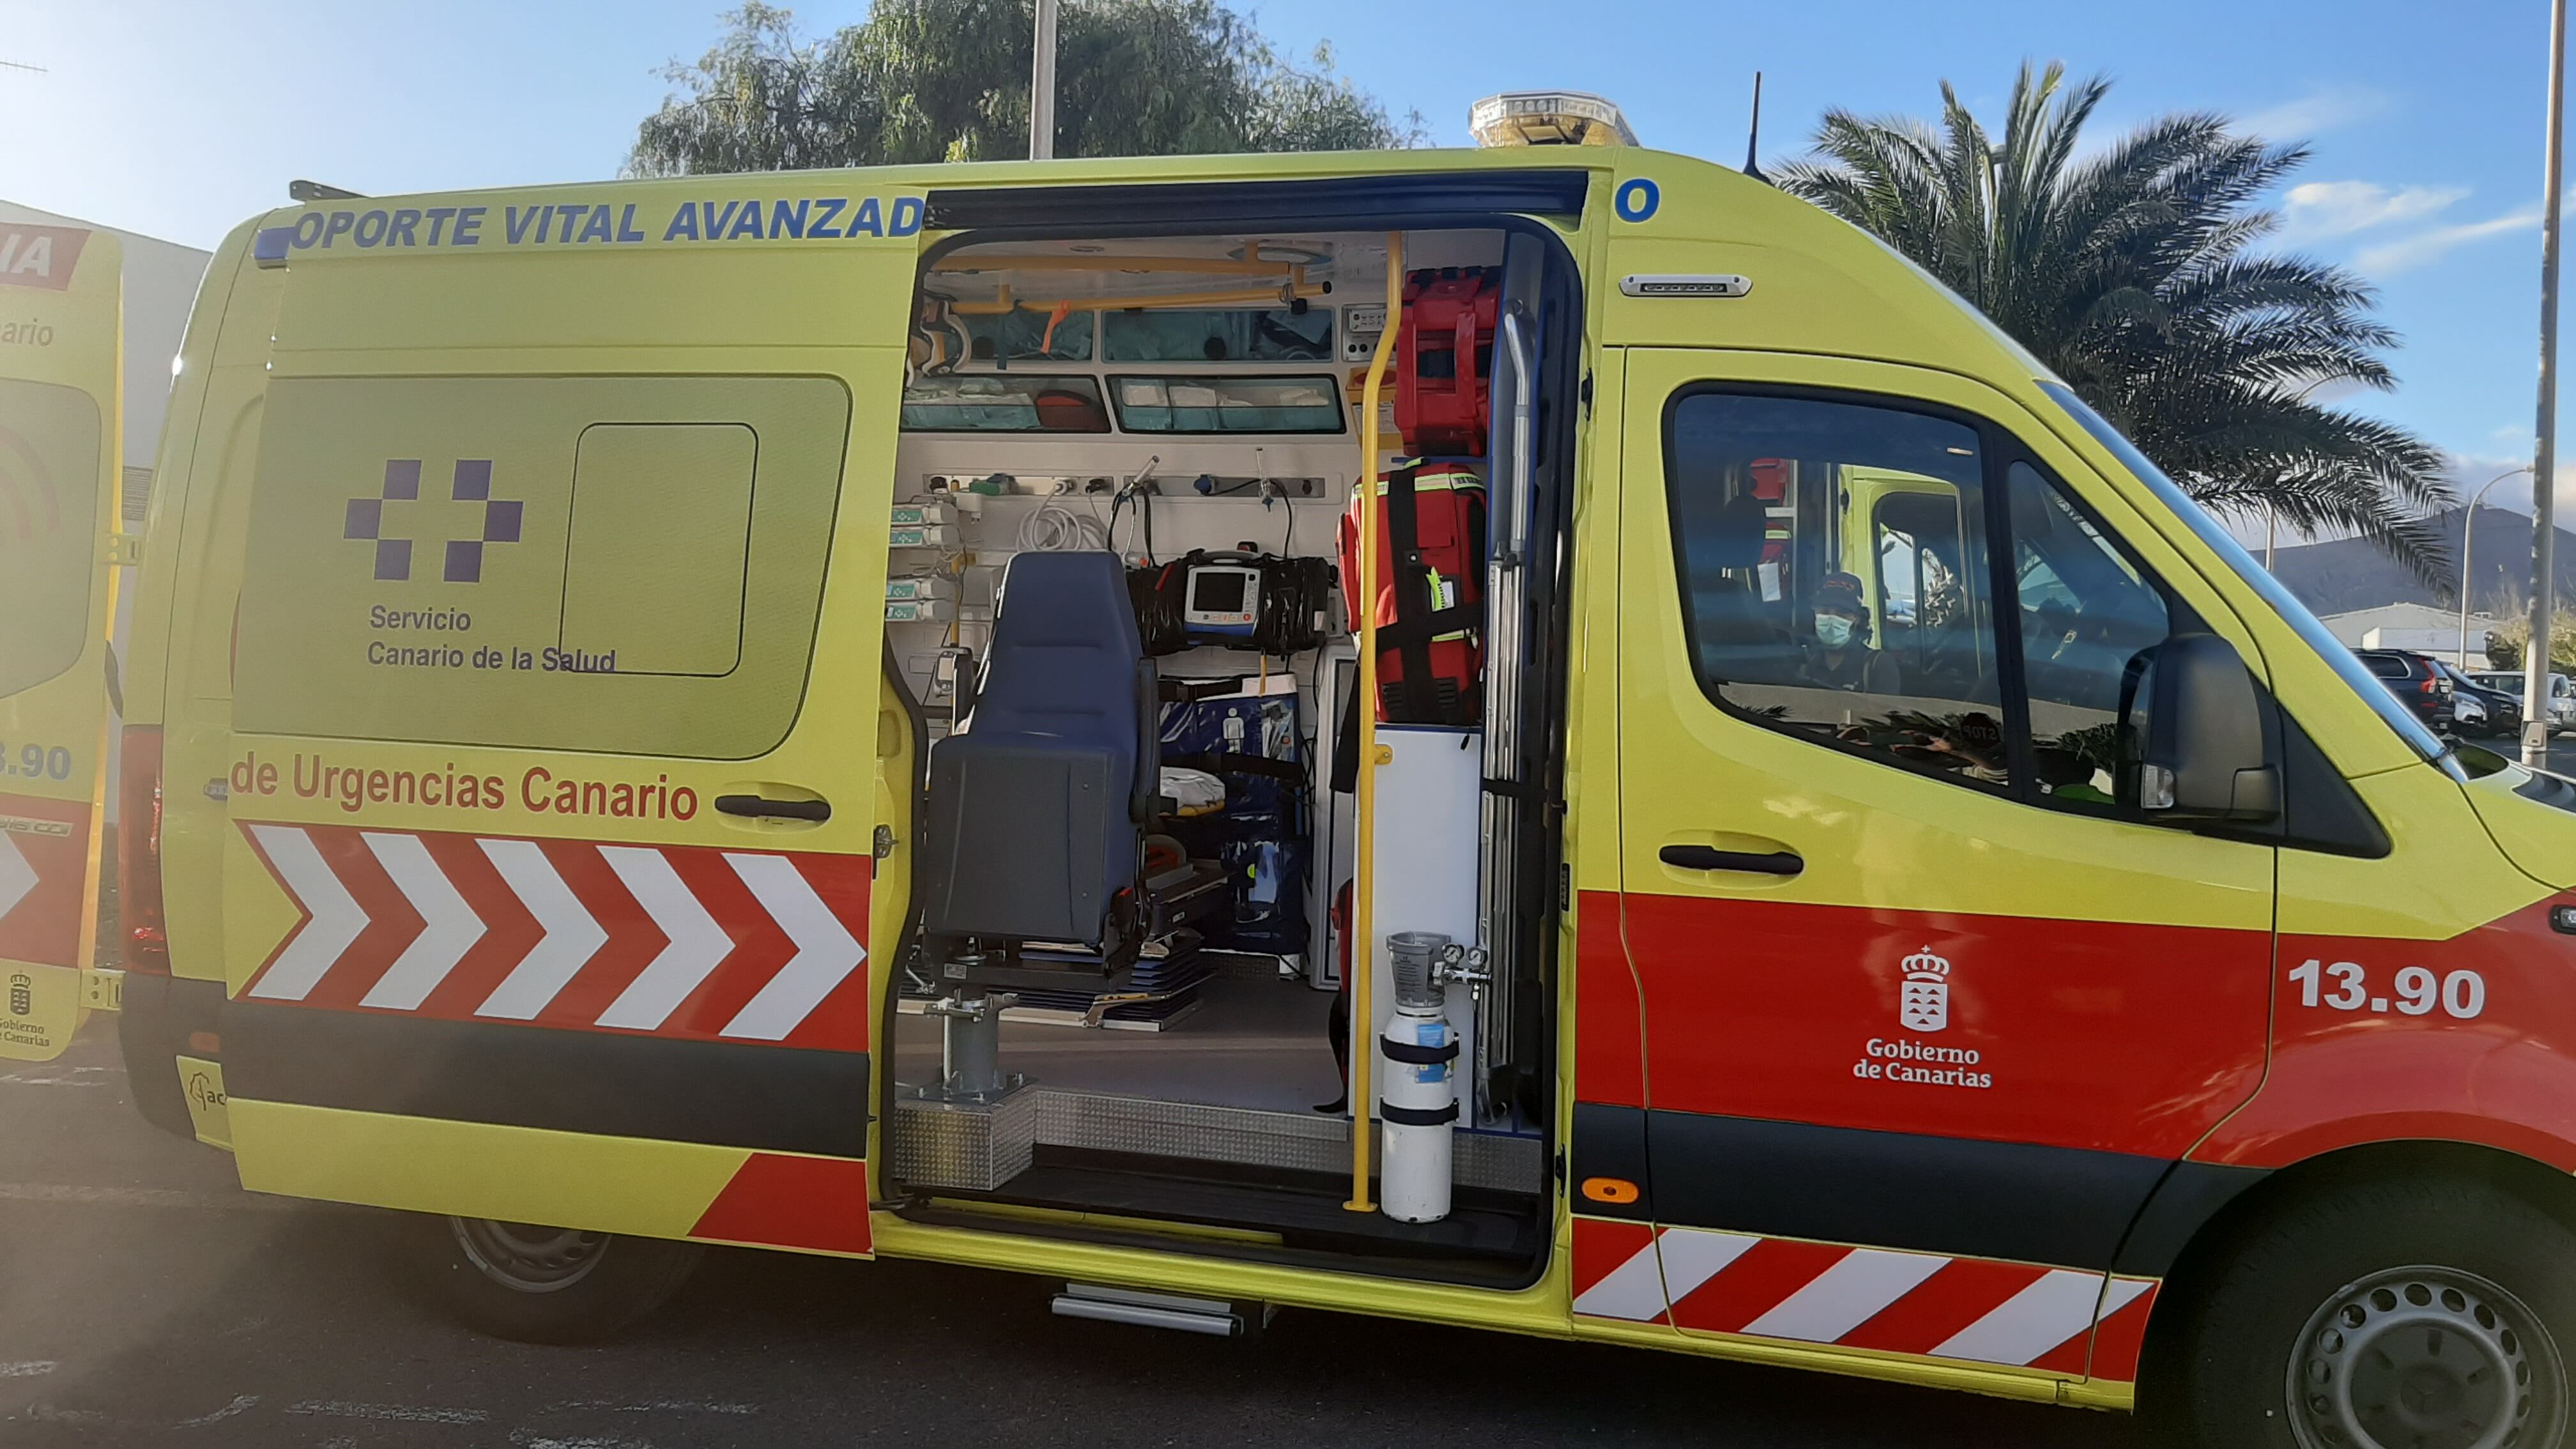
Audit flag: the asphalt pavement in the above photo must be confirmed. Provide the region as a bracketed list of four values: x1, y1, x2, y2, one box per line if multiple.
[0, 1025, 2143, 1449]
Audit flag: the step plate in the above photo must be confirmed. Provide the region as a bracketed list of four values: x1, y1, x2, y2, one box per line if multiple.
[1034, 1089, 1544, 1194]
[889, 1087, 1545, 1195]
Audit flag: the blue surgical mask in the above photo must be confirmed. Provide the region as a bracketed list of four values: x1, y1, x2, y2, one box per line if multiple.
[1816, 615, 1855, 648]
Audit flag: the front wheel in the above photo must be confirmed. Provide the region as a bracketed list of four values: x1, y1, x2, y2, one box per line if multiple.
[383, 1212, 704, 1344]
[2166, 1177, 2574, 1449]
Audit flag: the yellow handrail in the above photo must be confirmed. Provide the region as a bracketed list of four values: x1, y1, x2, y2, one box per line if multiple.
[1346, 232, 1402, 1215]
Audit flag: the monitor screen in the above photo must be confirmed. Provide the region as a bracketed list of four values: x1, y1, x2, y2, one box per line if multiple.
[1190, 569, 1250, 614]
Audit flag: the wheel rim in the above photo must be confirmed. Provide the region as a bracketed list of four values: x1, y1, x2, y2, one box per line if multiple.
[448, 1217, 610, 1294]
[2285, 1265, 2566, 1449]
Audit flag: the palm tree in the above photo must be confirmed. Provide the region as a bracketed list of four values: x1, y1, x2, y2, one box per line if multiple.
[1775, 61, 2453, 583]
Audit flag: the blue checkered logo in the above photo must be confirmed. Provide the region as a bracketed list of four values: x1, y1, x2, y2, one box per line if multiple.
[344, 459, 523, 583]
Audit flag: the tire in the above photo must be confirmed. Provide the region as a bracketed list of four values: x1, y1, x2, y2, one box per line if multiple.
[112, 1016, 194, 1140]
[2165, 1177, 2576, 1449]
[383, 1211, 704, 1344]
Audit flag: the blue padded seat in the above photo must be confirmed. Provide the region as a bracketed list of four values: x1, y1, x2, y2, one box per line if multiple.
[918, 550, 1156, 949]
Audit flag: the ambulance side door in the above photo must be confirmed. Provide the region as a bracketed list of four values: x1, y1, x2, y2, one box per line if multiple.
[213, 192, 920, 1260]
[1613, 350, 2274, 1382]
[0, 224, 120, 1064]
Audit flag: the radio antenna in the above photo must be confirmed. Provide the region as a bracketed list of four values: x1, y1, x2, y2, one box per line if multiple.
[1744, 72, 1770, 185]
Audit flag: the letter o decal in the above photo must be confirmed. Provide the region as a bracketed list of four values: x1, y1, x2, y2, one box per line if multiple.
[1614, 178, 1660, 223]
[292, 211, 326, 248]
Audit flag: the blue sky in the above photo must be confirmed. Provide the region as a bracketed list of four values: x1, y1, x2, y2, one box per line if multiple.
[8, 0, 2570, 522]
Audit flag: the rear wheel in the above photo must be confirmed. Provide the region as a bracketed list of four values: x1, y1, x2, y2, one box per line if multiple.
[384, 1212, 703, 1344]
[2167, 1177, 2575, 1449]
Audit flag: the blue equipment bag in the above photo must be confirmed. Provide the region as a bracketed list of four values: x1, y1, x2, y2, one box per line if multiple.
[1160, 691, 1310, 955]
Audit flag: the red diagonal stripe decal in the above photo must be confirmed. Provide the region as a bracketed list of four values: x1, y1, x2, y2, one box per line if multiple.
[1669, 1237, 1848, 1335]
[657, 847, 789, 1038]
[691, 1152, 871, 1255]
[1570, 1216, 1659, 1301]
[234, 823, 872, 1050]
[775, 855, 875, 1052]
[412, 830, 544, 1018]
[1837, 1257, 2051, 1356]
[296, 827, 422, 1011]
[528, 840, 663, 1027]
[2043, 1282, 2158, 1380]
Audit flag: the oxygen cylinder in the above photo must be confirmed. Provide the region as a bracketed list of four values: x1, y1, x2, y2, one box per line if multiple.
[1379, 931, 1462, 1223]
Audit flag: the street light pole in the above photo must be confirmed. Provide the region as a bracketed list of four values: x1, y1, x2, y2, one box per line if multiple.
[1029, 0, 1059, 161]
[2524, 0, 2570, 765]
[2462, 467, 2533, 668]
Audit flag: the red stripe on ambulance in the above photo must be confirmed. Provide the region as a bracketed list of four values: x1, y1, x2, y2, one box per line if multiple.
[690, 1152, 871, 1256]
[238, 821, 870, 1050]
[1573, 1225, 2155, 1378]
[1568, 1216, 1666, 1323]
[0, 793, 93, 969]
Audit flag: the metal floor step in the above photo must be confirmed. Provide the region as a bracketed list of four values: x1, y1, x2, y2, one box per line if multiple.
[891, 1087, 1547, 1198]
[1034, 1089, 1544, 1191]
[1052, 1283, 1271, 1337]
[962, 1156, 1544, 1261]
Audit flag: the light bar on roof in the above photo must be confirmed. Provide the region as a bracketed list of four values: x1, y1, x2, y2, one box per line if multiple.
[1469, 91, 1639, 148]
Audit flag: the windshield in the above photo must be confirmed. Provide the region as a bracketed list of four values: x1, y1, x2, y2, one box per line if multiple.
[2034, 381, 2451, 765]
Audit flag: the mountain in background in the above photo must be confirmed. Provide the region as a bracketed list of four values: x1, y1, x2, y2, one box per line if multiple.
[2264, 504, 2576, 617]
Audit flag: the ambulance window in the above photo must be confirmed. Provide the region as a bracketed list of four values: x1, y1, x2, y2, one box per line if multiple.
[2005, 461, 2175, 811]
[0, 379, 102, 699]
[1664, 390, 2014, 793]
[899, 375, 1110, 433]
[1110, 375, 1345, 433]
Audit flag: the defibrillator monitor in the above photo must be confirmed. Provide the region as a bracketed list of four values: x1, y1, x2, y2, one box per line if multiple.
[1183, 563, 1261, 637]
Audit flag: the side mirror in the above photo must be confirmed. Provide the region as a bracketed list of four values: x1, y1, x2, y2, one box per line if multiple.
[2128, 633, 2281, 824]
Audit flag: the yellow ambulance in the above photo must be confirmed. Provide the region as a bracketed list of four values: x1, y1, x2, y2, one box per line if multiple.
[112, 111, 2576, 1449]
[0, 217, 124, 1070]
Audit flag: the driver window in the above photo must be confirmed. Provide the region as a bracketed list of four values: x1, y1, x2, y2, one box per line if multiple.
[1664, 390, 2012, 791]
[2006, 460, 2175, 811]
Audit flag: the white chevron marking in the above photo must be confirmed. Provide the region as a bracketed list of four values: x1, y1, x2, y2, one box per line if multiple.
[594, 847, 735, 1031]
[473, 839, 607, 1020]
[246, 825, 370, 1000]
[717, 854, 864, 1040]
[358, 832, 486, 1010]
[0, 833, 34, 927]
[1740, 1247, 1950, 1344]
[1931, 1268, 2109, 1365]
[1570, 1237, 1671, 1322]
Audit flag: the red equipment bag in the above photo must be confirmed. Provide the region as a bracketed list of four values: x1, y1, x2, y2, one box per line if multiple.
[1338, 462, 1487, 725]
[1393, 266, 1500, 457]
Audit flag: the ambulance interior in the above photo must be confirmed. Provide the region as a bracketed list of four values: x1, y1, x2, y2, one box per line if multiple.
[877, 226, 1570, 1282]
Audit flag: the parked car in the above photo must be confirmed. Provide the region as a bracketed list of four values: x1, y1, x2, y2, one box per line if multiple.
[2467, 669, 2576, 734]
[2356, 648, 2455, 732]
[2435, 659, 2522, 738]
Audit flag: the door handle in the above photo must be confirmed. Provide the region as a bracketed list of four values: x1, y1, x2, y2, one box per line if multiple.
[714, 794, 832, 823]
[1659, 844, 1802, 876]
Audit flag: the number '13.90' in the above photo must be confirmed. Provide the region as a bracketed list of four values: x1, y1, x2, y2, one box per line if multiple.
[2288, 957, 2486, 1020]
[3, 744, 74, 781]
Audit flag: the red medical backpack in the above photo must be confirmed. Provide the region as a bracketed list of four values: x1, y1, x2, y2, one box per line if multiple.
[1338, 463, 1487, 725]
[1393, 267, 1500, 457]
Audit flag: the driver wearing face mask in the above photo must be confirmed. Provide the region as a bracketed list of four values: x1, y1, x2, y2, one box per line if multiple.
[1803, 571, 1901, 694]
